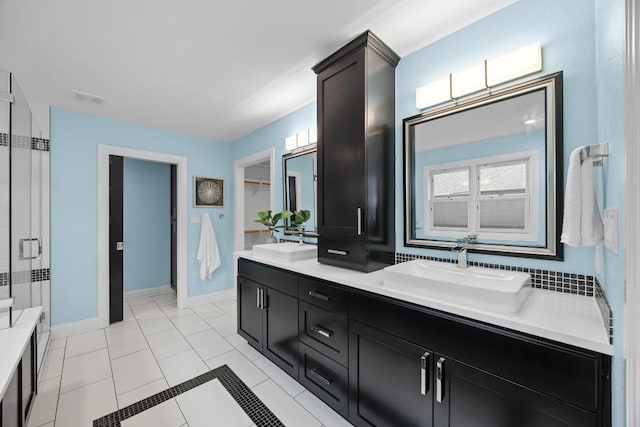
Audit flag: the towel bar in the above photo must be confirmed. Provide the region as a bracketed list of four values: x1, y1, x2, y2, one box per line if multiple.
[580, 142, 608, 165]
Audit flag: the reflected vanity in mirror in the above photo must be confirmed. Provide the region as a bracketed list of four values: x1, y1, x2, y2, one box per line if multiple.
[283, 145, 318, 236]
[404, 73, 563, 259]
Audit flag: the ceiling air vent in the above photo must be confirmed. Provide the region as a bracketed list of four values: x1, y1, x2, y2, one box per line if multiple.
[70, 89, 106, 105]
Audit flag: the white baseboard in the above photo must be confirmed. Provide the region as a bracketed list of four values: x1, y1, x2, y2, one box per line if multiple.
[124, 285, 173, 300]
[51, 317, 99, 338]
[184, 289, 235, 308]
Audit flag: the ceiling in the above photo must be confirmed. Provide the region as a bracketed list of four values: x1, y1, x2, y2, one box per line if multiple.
[0, 0, 514, 142]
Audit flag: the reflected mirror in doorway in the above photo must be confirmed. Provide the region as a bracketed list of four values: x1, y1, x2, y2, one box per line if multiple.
[194, 176, 224, 207]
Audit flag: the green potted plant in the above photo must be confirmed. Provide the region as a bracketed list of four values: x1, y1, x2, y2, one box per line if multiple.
[255, 210, 292, 243]
[290, 210, 311, 243]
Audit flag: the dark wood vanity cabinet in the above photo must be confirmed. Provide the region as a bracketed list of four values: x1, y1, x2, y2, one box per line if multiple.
[237, 259, 611, 427]
[1, 331, 37, 427]
[237, 262, 299, 378]
[312, 31, 399, 272]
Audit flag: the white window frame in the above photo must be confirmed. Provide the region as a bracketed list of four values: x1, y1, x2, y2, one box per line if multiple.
[424, 150, 539, 241]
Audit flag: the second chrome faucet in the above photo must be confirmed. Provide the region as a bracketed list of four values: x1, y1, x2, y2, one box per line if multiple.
[452, 234, 478, 268]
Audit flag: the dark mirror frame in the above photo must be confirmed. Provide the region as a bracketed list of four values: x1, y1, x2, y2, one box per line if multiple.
[282, 145, 319, 237]
[403, 72, 564, 260]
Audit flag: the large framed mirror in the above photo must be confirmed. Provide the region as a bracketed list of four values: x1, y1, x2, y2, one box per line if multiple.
[283, 145, 318, 236]
[404, 72, 563, 259]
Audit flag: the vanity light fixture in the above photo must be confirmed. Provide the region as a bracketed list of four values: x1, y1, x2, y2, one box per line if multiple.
[285, 128, 318, 151]
[415, 42, 542, 109]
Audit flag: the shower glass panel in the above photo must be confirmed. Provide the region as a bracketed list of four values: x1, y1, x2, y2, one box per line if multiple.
[10, 75, 33, 322]
[0, 71, 9, 327]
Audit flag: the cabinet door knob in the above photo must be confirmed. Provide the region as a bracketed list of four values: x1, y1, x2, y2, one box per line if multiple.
[436, 357, 445, 403]
[421, 351, 431, 395]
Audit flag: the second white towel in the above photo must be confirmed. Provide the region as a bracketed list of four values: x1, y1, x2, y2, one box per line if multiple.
[560, 146, 604, 246]
[197, 213, 221, 280]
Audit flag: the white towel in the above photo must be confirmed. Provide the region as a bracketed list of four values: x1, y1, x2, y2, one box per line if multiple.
[197, 213, 221, 280]
[560, 146, 604, 246]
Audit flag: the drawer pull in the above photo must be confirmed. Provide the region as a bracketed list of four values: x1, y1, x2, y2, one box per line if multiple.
[308, 291, 330, 301]
[421, 351, 430, 395]
[436, 357, 445, 403]
[309, 324, 333, 338]
[327, 249, 348, 256]
[310, 368, 333, 386]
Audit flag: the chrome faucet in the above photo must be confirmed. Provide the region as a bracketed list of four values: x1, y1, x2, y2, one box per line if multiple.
[452, 234, 477, 268]
[297, 226, 305, 245]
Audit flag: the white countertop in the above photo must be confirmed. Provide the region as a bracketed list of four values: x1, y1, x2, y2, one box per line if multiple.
[0, 307, 43, 398]
[238, 252, 613, 355]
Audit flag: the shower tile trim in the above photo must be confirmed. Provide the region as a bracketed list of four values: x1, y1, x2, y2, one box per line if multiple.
[92, 364, 283, 427]
[0, 132, 50, 151]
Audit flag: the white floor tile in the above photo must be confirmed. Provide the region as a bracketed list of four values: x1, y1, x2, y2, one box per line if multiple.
[138, 316, 175, 336]
[107, 327, 149, 359]
[190, 303, 224, 319]
[123, 303, 134, 320]
[205, 313, 237, 337]
[131, 302, 165, 319]
[226, 334, 262, 361]
[253, 356, 305, 397]
[176, 379, 253, 427]
[296, 390, 353, 427]
[65, 329, 106, 358]
[160, 305, 194, 319]
[214, 298, 236, 308]
[48, 338, 66, 350]
[205, 350, 267, 388]
[158, 350, 208, 387]
[117, 378, 169, 408]
[60, 348, 112, 394]
[146, 328, 191, 360]
[111, 349, 163, 394]
[41, 347, 65, 380]
[152, 293, 177, 306]
[55, 378, 117, 427]
[186, 328, 233, 360]
[39, 423, 54, 427]
[218, 302, 238, 318]
[26, 376, 60, 427]
[170, 313, 210, 337]
[252, 380, 321, 427]
[126, 296, 155, 306]
[105, 319, 140, 337]
[121, 399, 185, 427]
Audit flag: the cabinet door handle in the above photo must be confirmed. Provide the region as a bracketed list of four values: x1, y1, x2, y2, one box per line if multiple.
[310, 368, 333, 386]
[256, 287, 261, 309]
[327, 249, 348, 256]
[421, 351, 430, 395]
[308, 291, 330, 301]
[309, 324, 333, 338]
[357, 207, 362, 236]
[261, 288, 267, 309]
[436, 357, 445, 403]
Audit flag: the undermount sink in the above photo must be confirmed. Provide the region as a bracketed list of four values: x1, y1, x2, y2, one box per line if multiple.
[252, 242, 317, 262]
[382, 260, 532, 314]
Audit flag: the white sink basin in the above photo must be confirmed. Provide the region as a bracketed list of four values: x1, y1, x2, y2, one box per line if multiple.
[382, 260, 531, 314]
[252, 242, 317, 262]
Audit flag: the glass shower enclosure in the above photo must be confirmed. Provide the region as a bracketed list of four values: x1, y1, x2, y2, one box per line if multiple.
[0, 69, 51, 370]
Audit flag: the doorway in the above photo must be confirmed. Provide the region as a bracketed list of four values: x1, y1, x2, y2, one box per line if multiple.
[108, 156, 176, 323]
[98, 145, 188, 329]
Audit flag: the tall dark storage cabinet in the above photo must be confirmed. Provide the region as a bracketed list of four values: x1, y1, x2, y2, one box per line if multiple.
[312, 31, 399, 272]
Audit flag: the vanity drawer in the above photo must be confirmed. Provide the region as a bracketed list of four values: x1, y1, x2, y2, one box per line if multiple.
[238, 258, 298, 298]
[299, 342, 349, 418]
[299, 277, 348, 315]
[299, 301, 348, 366]
[318, 236, 368, 272]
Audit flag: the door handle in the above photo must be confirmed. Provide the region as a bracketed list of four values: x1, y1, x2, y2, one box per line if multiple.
[309, 324, 333, 338]
[327, 249, 348, 256]
[421, 351, 430, 395]
[308, 291, 330, 301]
[436, 357, 445, 403]
[116, 241, 124, 251]
[260, 288, 267, 309]
[357, 207, 362, 236]
[256, 287, 261, 309]
[310, 368, 333, 386]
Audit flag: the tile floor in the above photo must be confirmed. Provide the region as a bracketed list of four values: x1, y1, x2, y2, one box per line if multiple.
[29, 289, 353, 427]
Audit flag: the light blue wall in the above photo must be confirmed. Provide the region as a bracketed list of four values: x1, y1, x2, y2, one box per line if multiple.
[231, 103, 317, 242]
[50, 108, 233, 325]
[123, 158, 171, 291]
[595, 0, 625, 423]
